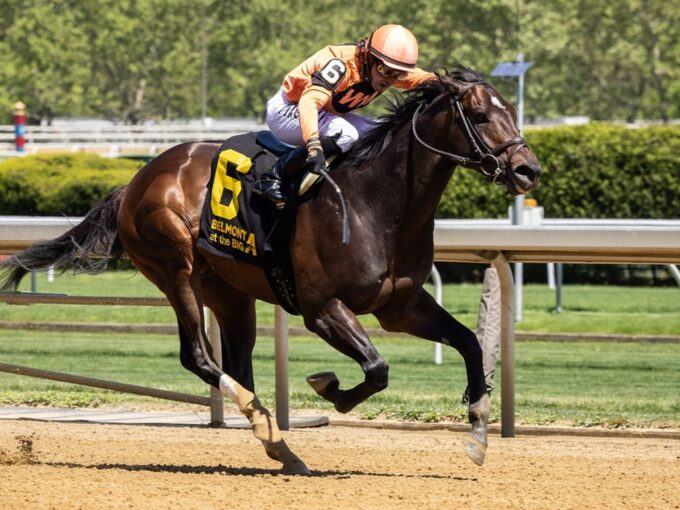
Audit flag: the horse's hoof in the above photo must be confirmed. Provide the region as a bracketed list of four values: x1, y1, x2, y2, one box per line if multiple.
[333, 400, 355, 414]
[263, 440, 311, 475]
[461, 433, 487, 466]
[306, 372, 339, 398]
[281, 459, 312, 476]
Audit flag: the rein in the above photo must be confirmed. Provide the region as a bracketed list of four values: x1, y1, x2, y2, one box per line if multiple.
[411, 85, 527, 183]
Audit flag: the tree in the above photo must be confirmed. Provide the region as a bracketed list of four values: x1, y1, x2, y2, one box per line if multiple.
[76, 0, 204, 123]
[0, 0, 91, 123]
[518, 0, 680, 122]
[0, 0, 679, 122]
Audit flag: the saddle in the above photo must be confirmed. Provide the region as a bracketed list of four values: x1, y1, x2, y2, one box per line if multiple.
[197, 131, 323, 315]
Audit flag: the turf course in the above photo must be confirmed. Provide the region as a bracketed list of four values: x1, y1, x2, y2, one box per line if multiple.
[0, 270, 678, 428]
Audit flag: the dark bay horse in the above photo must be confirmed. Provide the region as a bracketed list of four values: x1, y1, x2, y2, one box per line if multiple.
[0, 67, 540, 474]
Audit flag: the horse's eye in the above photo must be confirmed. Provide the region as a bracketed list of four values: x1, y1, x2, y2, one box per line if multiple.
[473, 112, 489, 124]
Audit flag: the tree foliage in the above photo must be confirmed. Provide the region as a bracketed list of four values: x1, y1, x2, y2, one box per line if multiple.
[0, 0, 679, 123]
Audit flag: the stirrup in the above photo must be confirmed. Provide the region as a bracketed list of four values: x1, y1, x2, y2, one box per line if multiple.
[253, 177, 286, 209]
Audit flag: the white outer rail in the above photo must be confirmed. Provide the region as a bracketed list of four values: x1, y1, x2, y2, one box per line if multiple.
[2, 217, 680, 435]
[433, 220, 680, 436]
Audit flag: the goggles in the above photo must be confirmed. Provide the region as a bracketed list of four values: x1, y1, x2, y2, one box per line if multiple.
[375, 61, 407, 80]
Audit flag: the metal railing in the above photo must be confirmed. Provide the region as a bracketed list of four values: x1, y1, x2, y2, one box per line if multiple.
[0, 122, 265, 156]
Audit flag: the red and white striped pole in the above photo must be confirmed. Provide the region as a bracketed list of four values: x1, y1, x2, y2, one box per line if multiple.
[12, 101, 26, 153]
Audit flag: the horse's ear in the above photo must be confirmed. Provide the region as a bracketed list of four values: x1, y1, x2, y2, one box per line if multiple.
[436, 71, 466, 97]
[434, 69, 448, 85]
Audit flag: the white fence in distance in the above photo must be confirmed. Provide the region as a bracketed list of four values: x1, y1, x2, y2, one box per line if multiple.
[0, 121, 265, 156]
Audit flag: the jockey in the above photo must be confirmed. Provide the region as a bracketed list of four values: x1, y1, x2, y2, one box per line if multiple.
[254, 24, 437, 206]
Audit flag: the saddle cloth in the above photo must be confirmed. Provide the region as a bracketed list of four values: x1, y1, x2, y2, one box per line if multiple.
[196, 131, 301, 314]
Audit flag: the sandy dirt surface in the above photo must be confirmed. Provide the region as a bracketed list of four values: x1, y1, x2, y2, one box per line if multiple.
[0, 419, 678, 510]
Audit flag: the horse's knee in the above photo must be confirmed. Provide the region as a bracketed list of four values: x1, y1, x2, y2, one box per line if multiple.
[364, 358, 389, 391]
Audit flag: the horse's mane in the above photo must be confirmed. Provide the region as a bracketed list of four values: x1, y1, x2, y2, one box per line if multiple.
[343, 64, 486, 167]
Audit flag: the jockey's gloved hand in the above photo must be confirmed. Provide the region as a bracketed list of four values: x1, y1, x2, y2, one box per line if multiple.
[305, 137, 326, 174]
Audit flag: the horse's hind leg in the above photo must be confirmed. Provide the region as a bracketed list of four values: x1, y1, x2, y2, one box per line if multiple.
[200, 277, 308, 474]
[303, 299, 389, 413]
[374, 288, 489, 466]
[128, 252, 308, 474]
[200, 277, 256, 392]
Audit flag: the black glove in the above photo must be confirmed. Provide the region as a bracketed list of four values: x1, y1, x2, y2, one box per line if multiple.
[305, 137, 326, 174]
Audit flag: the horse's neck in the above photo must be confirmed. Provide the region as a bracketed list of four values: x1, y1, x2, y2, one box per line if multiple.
[358, 123, 454, 232]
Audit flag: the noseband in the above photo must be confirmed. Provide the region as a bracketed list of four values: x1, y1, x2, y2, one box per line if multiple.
[411, 84, 527, 183]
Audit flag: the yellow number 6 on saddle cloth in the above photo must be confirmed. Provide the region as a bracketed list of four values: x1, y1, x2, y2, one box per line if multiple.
[210, 149, 253, 220]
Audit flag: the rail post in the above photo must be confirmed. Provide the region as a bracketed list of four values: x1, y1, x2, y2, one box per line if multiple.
[12, 101, 27, 153]
[491, 252, 515, 438]
[274, 306, 290, 430]
[430, 265, 444, 364]
[207, 309, 224, 426]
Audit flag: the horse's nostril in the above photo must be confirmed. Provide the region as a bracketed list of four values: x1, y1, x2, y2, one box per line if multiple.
[515, 164, 539, 182]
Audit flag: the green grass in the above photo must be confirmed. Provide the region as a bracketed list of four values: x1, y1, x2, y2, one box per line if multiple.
[0, 270, 679, 428]
[0, 331, 677, 428]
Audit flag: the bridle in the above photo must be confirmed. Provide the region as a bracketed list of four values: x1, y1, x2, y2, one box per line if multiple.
[411, 83, 527, 183]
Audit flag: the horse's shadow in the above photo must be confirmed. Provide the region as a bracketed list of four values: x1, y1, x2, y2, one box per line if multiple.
[41, 460, 476, 480]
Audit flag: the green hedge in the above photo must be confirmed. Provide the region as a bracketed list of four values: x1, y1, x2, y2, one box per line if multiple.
[0, 153, 141, 215]
[1, 124, 679, 219]
[437, 123, 680, 219]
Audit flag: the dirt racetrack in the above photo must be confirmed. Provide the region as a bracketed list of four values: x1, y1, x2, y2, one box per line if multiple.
[0, 419, 678, 509]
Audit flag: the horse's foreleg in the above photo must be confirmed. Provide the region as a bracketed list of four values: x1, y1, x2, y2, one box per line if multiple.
[304, 298, 388, 413]
[374, 288, 489, 466]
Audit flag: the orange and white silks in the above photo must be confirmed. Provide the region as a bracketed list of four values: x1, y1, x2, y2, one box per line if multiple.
[267, 44, 435, 150]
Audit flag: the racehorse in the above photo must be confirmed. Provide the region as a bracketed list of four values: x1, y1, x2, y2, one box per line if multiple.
[0, 66, 541, 474]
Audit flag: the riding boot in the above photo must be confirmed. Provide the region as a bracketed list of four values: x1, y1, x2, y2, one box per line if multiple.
[253, 146, 307, 208]
[254, 136, 341, 207]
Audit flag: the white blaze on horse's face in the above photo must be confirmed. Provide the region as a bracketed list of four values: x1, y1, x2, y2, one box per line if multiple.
[490, 95, 506, 110]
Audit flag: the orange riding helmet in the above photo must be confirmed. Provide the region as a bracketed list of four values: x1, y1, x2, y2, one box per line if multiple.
[367, 24, 419, 72]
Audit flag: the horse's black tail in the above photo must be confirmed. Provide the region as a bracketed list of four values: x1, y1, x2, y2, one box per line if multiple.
[0, 187, 126, 292]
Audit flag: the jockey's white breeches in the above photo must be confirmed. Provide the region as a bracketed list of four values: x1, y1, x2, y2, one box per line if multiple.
[265, 88, 377, 152]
